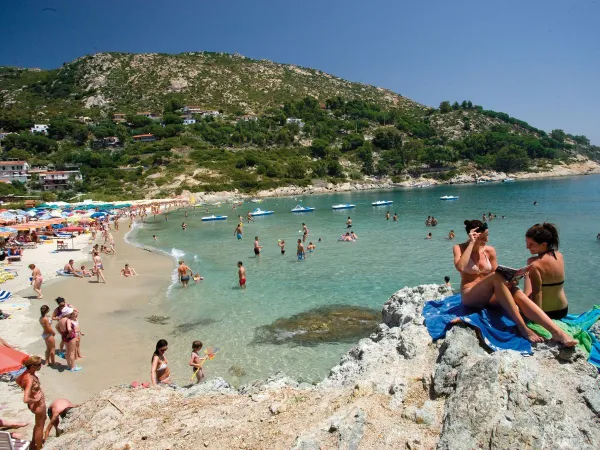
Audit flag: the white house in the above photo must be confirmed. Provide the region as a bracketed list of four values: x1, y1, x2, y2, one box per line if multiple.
[286, 118, 305, 127]
[182, 106, 203, 115]
[239, 115, 258, 122]
[0, 132, 15, 140]
[201, 110, 221, 118]
[183, 118, 196, 125]
[0, 161, 30, 183]
[38, 170, 83, 191]
[30, 124, 49, 135]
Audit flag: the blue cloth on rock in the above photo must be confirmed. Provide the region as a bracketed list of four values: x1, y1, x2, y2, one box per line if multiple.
[560, 306, 600, 367]
[423, 293, 532, 355]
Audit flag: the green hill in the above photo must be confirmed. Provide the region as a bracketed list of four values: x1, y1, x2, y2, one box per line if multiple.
[0, 52, 596, 200]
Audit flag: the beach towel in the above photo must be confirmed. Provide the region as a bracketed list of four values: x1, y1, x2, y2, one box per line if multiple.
[528, 306, 600, 367]
[56, 270, 75, 277]
[0, 290, 11, 302]
[423, 294, 533, 355]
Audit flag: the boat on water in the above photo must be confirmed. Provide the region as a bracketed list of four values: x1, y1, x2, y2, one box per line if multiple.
[372, 200, 393, 206]
[440, 195, 459, 200]
[251, 208, 274, 216]
[201, 215, 228, 221]
[332, 204, 356, 210]
[291, 205, 315, 213]
[250, 199, 263, 203]
[476, 180, 487, 184]
[502, 178, 515, 183]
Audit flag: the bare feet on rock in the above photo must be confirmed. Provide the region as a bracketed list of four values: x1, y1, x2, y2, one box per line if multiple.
[522, 328, 545, 344]
[551, 331, 578, 347]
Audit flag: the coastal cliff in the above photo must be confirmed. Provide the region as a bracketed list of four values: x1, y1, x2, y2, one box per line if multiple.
[45, 285, 600, 449]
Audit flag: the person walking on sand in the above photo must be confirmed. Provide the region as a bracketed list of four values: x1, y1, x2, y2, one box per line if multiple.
[44, 398, 79, 440]
[346, 216, 352, 228]
[237, 261, 246, 289]
[189, 340, 206, 384]
[39, 305, 55, 366]
[28, 264, 43, 299]
[234, 223, 243, 240]
[302, 223, 309, 243]
[92, 251, 106, 283]
[16, 356, 46, 450]
[254, 236, 262, 257]
[178, 260, 192, 287]
[71, 310, 84, 360]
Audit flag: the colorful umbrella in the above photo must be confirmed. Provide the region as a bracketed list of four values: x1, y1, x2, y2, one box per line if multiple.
[0, 345, 29, 374]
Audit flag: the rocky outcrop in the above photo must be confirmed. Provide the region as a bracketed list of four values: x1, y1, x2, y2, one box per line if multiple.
[45, 285, 600, 449]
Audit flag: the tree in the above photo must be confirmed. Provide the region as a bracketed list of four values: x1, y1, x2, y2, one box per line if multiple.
[439, 101, 452, 113]
[372, 128, 402, 150]
[312, 160, 328, 178]
[550, 129, 566, 143]
[326, 159, 344, 177]
[127, 115, 153, 128]
[310, 138, 329, 158]
[461, 100, 468, 109]
[341, 133, 364, 152]
[163, 113, 183, 125]
[287, 159, 306, 179]
[467, 101, 473, 109]
[452, 101, 460, 111]
[494, 145, 530, 172]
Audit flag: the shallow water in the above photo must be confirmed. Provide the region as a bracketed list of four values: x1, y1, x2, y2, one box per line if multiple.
[131, 175, 600, 384]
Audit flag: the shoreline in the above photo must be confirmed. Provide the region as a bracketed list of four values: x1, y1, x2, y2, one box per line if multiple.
[186, 159, 600, 203]
[0, 225, 176, 438]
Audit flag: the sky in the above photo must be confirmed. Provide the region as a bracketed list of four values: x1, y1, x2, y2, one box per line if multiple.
[1, 0, 599, 144]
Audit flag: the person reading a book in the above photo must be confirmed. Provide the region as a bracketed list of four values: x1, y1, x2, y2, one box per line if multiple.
[453, 219, 576, 346]
[523, 223, 569, 320]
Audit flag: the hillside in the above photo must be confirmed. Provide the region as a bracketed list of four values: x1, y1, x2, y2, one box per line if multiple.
[0, 52, 598, 200]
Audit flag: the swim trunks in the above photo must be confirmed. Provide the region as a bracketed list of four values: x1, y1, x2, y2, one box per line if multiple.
[281, 249, 285, 255]
[181, 275, 190, 282]
[239, 277, 246, 287]
[254, 248, 260, 255]
[297, 253, 304, 261]
[237, 233, 243, 240]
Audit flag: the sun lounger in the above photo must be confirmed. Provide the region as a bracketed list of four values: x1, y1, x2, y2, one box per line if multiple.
[0, 430, 30, 450]
[0, 290, 12, 301]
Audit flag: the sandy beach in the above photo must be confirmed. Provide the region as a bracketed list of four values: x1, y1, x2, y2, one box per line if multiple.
[0, 224, 175, 439]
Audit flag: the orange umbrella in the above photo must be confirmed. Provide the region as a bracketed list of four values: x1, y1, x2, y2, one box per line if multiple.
[0, 345, 29, 374]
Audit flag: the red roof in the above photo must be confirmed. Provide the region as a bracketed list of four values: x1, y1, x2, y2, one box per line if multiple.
[40, 171, 79, 175]
[0, 161, 27, 165]
[132, 134, 155, 138]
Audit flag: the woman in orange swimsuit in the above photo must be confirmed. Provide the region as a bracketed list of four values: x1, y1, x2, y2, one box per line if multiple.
[453, 219, 576, 346]
[17, 355, 46, 450]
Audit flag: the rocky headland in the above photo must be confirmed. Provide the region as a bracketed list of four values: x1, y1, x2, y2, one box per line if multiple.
[45, 285, 600, 449]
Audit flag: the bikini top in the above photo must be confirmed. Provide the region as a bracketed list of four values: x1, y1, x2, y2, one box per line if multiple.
[463, 250, 492, 275]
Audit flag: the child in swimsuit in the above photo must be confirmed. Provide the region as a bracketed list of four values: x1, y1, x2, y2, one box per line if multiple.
[189, 340, 206, 384]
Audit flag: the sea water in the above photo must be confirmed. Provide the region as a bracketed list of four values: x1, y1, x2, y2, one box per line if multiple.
[130, 175, 600, 384]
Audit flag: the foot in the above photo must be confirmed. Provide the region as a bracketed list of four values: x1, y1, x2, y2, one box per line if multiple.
[68, 366, 82, 372]
[37, 295, 44, 299]
[551, 330, 578, 347]
[521, 327, 545, 344]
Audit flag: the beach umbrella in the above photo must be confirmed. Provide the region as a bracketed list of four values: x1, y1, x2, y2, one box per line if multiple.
[0, 227, 18, 233]
[90, 212, 108, 219]
[60, 226, 84, 233]
[0, 345, 29, 374]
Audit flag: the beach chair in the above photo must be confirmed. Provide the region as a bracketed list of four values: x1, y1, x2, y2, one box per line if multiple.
[56, 240, 68, 251]
[0, 290, 11, 301]
[0, 430, 30, 449]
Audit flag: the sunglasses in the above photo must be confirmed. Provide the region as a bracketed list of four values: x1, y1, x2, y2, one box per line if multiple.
[477, 223, 489, 231]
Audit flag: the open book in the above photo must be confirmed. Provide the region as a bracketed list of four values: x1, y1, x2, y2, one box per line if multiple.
[495, 265, 531, 281]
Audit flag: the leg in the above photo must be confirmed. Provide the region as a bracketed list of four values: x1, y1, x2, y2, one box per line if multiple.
[32, 404, 46, 450]
[48, 336, 55, 365]
[512, 290, 577, 346]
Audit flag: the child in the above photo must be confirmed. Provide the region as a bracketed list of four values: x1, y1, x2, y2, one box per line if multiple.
[444, 276, 451, 287]
[71, 311, 84, 360]
[278, 239, 285, 255]
[193, 273, 204, 283]
[189, 341, 206, 384]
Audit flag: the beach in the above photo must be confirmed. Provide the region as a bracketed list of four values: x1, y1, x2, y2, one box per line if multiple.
[0, 225, 175, 438]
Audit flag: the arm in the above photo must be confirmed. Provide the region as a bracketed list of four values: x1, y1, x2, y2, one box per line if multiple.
[453, 243, 473, 272]
[526, 265, 543, 308]
[151, 355, 159, 385]
[23, 375, 34, 405]
[42, 318, 55, 336]
[487, 247, 499, 271]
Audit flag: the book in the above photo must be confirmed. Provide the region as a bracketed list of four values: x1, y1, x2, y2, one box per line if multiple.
[495, 265, 531, 281]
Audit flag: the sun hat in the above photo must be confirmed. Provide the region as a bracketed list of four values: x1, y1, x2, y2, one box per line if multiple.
[61, 306, 73, 316]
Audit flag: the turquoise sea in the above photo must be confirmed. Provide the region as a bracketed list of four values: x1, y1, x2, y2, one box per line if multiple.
[130, 175, 600, 385]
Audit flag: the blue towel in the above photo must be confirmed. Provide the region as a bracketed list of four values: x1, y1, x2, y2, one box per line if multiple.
[0, 290, 12, 302]
[423, 294, 533, 355]
[561, 306, 600, 367]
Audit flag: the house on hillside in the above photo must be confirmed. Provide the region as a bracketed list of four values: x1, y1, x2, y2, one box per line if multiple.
[136, 112, 162, 120]
[92, 136, 120, 149]
[77, 116, 93, 124]
[37, 170, 83, 191]
[182, 106, 203, 115]
[183, 118, 196, 125]
[112, 113, 127, 122]
[238, 115, 258, 122]
[0, 161, 30, 183]
[0, 132, 15, 140]
[132, 134, 157, 142]
[201, 110, 220, 118]
[286, 118, 304, 127]
[30, 124, 49, 135]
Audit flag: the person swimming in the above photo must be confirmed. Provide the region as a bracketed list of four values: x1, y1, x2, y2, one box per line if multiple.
[307, 242, 316, 252]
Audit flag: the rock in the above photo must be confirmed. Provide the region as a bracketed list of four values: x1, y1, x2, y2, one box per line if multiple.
[269, 401, 287, 415]
[353, 380, 374, 397]
[228, 365, 246, 377]
[336, 407, 366, 450]
[183, 378, 236, 397]
[382, 284, 451, 328]
[414, 401, 436, 425]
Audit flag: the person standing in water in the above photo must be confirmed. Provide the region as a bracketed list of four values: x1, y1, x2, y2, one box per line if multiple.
[182, 222, 187, 231]
[302, 223, 309, 243]
[386, 211, 390, 220]
[297, 239, 306, 261]
[346, 216, 352, 228]
[234, 223, 243, 240]
[178, 260, 192, 287]
[254, 236, 262, 257]
[237, 261, 246, 289]
[278, 240, 285, 255]
[393, 213, 398, 221]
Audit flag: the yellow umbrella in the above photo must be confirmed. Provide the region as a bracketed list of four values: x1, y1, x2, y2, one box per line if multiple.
[67, 215, 83, 223]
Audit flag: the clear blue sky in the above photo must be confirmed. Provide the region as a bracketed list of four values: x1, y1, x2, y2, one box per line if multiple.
[2, 0, 599, 143]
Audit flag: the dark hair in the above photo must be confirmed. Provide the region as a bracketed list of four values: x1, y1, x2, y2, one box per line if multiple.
[153, 339, 168, 361]
[40, 305, 49, 316]
[192, 340, 203, 350]
[464, 220, 486, 233]
[55, 297, 65, 305]
[237, 261, 243, 266]
[444, 276, 450, 283]
[525, 223, 559, 250]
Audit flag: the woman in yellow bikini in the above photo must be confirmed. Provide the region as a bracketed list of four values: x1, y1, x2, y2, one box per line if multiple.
[453, 219, 576, 346]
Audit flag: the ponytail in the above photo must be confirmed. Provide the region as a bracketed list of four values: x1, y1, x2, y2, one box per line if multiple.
[525, 222, 559, 250]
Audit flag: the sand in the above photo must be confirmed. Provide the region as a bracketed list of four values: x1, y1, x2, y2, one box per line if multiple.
[0, 225, 175, 439]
